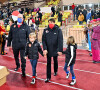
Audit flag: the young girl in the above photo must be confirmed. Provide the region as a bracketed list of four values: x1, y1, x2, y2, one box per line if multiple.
[24, 33, 43, 84]
[63, 36, 77, 85]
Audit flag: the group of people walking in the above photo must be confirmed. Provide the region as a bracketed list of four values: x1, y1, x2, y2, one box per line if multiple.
[7, 13, 77, 85]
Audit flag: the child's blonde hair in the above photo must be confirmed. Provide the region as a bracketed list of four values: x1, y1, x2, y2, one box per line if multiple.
[29, 33, 36, 39]
[67, 36, 75, 45]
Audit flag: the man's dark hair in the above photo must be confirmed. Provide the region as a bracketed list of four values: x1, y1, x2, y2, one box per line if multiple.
[48, 18, 55, 23]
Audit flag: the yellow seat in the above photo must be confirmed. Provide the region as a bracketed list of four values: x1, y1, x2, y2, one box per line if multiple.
[56, 22, 61, 27]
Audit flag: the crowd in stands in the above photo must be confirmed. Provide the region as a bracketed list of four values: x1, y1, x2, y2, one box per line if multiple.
[72, 3, 100, 25]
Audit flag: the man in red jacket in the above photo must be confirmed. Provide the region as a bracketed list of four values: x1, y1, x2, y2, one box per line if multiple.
[72, 3, 75, 11]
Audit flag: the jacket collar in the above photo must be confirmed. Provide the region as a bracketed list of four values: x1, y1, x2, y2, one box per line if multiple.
[29, 40, 37, 44]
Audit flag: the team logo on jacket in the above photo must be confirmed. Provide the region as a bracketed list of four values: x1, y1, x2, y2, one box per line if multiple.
[46, 30, 49, 33]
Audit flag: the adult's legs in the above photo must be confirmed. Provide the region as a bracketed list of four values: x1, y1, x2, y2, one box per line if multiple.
[47, 56, 51, 79]
[53, 56, 58, 73]
[13, 48, 20, 68]
[20, 49, 26, 72]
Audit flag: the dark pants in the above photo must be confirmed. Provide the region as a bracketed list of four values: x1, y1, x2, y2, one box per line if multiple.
[47, 55, 58, 79]
[64, 63, 75, 79]
[13, 48, 26, 71]
[30, 60, 37, 76]
[1, 40, 6, 54]
[79, 21, 83, 25]
[84, 15, 86, 22]
[73, 12, 77, 20]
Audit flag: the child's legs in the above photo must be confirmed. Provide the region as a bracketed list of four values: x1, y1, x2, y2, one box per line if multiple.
[70, 64, 75, 79]
[64, 63, 69, 74]
[30, 60, 37, 76]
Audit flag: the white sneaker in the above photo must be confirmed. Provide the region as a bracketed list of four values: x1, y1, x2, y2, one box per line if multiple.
[66, 72, 70, 79]
[31, 78, 35, 84]
[86, 43, 89, 49]
[70, 79, 76, 85]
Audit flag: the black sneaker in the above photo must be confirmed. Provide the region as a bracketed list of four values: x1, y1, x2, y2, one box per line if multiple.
[22, 71, 26, 77]
[93, 61, 97, 63]
[14, 66, 20, 71]
[70, 79, 76, 85]
[89, 53, 92, 56]
[31, 78, 35, 84]
[45, 78, 50, 83]
[54, 72, 57, 76]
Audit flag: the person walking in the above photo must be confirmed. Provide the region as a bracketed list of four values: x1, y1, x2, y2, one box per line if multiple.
[7, 14, 31, 77]
[42, 18, 63, 82]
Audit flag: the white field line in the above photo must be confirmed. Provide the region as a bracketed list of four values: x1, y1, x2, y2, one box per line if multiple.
[8, 69, 84, 90]
[3, 55, 100, 75]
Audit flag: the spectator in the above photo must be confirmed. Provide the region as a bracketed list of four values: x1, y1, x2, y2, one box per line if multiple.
[42, 18, 63, 83]
[7, 14, 30, 77]
[78, 12, 84, 25]
[37, 9, 42, 21]
[58, 11, 62, 25]
[73, 5, 78, 20]
[97, 8, 100, 18]
[51, 6, 55, 16]
[56, 5, 61, 14]
[77, 8, 82, 19]
[89, 8, 94, 20]
[26, 17, 33, 26]
[71, 3, 75, 11]
[82, 8, 87, 22]
[86, 10, 91, 24]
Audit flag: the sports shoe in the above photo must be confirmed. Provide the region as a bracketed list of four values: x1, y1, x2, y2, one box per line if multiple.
[22, 71, 26, 77]
[31, 78, 35, 84]
[66, 72, 70, 79]
[70, 79, 76, 85]
[45, 78, 50, 83]
[14, 66, 20, 71]
[54, 72, 57, 76]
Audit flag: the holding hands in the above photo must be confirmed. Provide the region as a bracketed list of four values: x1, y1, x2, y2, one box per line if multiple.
[57, 52, 62, 56]
[43, 50, 48, 58]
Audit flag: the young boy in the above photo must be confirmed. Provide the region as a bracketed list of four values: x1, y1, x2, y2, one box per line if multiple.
[24, 33, 43, 84]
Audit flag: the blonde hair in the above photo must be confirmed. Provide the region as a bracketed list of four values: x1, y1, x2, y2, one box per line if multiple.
[29, 33, 36, 39]
[67, 36, 75, 45]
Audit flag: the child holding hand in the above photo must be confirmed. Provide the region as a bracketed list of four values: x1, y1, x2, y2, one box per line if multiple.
[24, 33, 43, 84]
[63, 36, 77, 85]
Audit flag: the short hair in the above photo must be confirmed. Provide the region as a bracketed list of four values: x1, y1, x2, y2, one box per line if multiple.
[29, 33, 36, 39]
[67, 36, 75, 45]
[48, 18, 55, 23]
